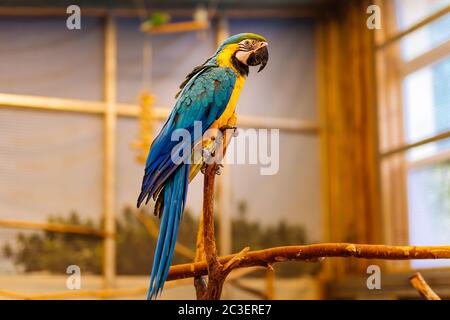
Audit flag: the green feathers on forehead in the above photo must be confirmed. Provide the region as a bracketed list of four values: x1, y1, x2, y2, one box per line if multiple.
[220, 33, 267, 46]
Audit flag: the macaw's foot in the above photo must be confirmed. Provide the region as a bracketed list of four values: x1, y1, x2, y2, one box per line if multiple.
[219, 125, 239, 137]
[215, 163, 224, 175]
[200, 163, 223, 175]
[219, 125, 237, 132]
[201, 148, 215, 160]
[201, 163, 207, 174]
[203, 163, 224, 175]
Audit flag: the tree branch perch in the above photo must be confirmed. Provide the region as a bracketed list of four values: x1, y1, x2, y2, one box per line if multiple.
[201, 162, 229, 299]
[193, 211, 207, 299]
[167, 243, 450, 282]
[190, 124, 450, 299]
[195, 125, 242, 300]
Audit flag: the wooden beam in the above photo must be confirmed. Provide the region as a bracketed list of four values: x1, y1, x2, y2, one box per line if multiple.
[141, 21, 209, 35]
[116, 103, 168, 119]
[0, 267, 261, 300]
[381, 130, 450, 158]
[376, 0, 410, 272]
[102, 12, 117, 289]
[0, 93, 164, 118]
[118, 104, 319, 133]
[0, 7, 105, 17]
[316, 13, 333, 281]
[239, 115, 319, 133]
[0, 93, 319, 133]
[215, 15, 232, 260]
[407, 149, 450, 169]
[0, 219, 107, 237]
[0, 6, 320, 18]
[0, 93, 105, 114]
[316, 0, 382, 279]
[218, 8, 320, 18]
[0, 279, 191, 300]
[400, 39, 450, 76]
[376, 4, 450, 50]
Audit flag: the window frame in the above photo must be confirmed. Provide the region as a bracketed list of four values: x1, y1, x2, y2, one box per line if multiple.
[376, 0, 450, 272]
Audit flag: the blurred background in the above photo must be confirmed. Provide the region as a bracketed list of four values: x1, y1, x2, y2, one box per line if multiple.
[0, 0, 448, 299]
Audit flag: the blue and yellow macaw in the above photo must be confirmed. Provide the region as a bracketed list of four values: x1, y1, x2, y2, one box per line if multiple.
[137, 33, 269, 299]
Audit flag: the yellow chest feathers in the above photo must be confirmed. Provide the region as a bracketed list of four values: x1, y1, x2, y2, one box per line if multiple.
[214, 43, 246, 128]
[216, 75, 245, 128]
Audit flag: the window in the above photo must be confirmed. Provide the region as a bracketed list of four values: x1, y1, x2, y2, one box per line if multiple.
[377, 0, 450, 269]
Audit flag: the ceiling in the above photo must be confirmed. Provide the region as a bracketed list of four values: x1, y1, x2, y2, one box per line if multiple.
[0, 0, 338, 10]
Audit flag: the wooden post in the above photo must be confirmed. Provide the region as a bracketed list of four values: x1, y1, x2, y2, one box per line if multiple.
[102, 12, 117, 289]
[215, 15, 229, 46]
[214, 17, 233, 298]
[316, 0, 381, 279]
[215, 14, 232, 258]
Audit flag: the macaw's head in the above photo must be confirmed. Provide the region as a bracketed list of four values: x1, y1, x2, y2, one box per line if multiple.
[215, 33, 269, 75]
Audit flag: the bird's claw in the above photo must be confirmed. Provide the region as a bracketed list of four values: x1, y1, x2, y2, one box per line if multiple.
[219, 125, 238, 137]
[200, 163, 223, 175]
[202, 148, 215, 159]
[219, 125, 237, 132]
[215, 164, 224, 175]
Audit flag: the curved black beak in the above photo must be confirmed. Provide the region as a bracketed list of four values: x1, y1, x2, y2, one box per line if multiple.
[247, 42, 269, 73]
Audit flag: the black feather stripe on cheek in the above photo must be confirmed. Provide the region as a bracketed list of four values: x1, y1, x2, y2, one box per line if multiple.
[231, 55, 249, 76]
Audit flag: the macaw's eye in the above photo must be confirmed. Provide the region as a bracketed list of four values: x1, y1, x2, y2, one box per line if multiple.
[244, 40, 250, 46]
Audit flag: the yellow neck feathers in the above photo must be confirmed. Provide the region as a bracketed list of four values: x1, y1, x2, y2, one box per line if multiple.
[216, 44, 240, 71]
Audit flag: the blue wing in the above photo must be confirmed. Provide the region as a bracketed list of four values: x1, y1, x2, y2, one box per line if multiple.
[137, 66, 236, 208]
[137, 66, 237, 299]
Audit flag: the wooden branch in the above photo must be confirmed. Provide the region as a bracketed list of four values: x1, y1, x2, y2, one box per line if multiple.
[201, 163, 227, 300]
[410, 272, 441, 300]
[194, 212, 206, 262]
[223, 247, 250, 271]
[194, 212, 207, 299]
[194, 122, 260, 300]
[167, 244, 450, 282]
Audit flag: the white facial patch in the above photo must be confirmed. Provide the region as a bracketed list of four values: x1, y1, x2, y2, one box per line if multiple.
[235, 50, 252, 65]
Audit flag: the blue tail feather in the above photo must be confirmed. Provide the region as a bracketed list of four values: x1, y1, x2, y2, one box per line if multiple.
[147, 184, 171, 299]
[147, 164, 190, 300]
[157, 165, 188, 295]
[137, 141, 191, 208]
